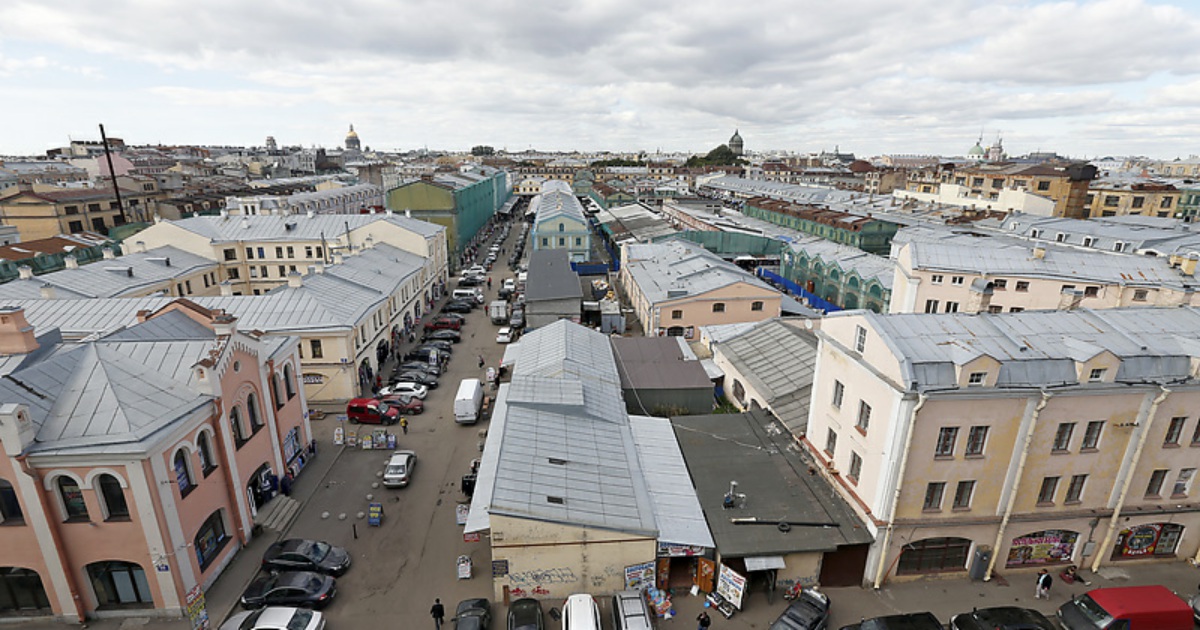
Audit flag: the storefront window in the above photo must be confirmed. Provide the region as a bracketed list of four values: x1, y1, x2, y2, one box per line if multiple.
[194, 511, 229, 571]
[87, 561, 152, 607]
[1006, 530, 1078, 567]
[897, 537, 971, 575]
[0, 567, 50, 613]
[1111, 523, 1184, 559]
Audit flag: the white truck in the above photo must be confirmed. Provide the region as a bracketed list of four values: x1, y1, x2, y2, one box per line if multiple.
[454, 378, 484, 424]
[488, 300, 509, 324]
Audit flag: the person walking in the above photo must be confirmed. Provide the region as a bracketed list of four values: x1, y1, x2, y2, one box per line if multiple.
[1035, 569, 1052, 599]
[478, 354, 485, 368]
[431, 598, 445, 630]
[400, 416, 408, 435]
[697, 610, 711, 630]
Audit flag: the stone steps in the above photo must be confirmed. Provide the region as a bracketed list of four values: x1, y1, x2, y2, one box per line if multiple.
[255, 495, 301, 534]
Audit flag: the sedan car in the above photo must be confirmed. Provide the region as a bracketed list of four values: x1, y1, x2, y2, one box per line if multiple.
[949, 607, 1056, 630]
[383, 450, 417, 488]
[380, 382, 428, 399]
[508, 598, 543, 630]
[393, 371, 439, 388]
[424, 329, 462, 343]
[770, 590, 830, 630]
[240, 571, 335, 610]
[458, 275, 485, 287]
[454, 598, 491, 630]
[421, 339, 454, 353]
[220, 607, 326, 630]
[425, 317, 462, 331]
[379, 394, 424, 415]
[262, 539, 351, 576]
[441, 301, 475, 314]
[395, 361, 442, 376]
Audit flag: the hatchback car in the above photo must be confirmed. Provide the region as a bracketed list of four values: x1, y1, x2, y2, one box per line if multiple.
[442, 301, 475, 314]
[837, 612, 942, 630]
[383, 450, 417, 488]
[770, 590, 830, 630]
[380, 382, 428, 399]
[379, 394, 424, 415]
[949, 606, 1056, 630]
[240, 572, 335, 610]
[496, 327, 514, 344]
[455, 598, 491, 630]
[395, 361, 442, 376]
[262, 540, 351, 576]
[345, 398, 400, 425]
[507, 598, 543, 630]
[393, 371, 439, 388]
[509, 311, 525, 329]
[424, 329, 462, 343]
[425, 317, 462, 331]
[220, 606, 326, 630]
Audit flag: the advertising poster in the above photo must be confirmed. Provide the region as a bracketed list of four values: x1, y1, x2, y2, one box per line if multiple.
[624, 561, 655, 591]
[1006, 529, 1079, 566]
[1113, 523, 1184, 558]
[333, 427, 344, 445]
[367, 502, 383, 526]
[715, 564, 746, 609]
[185, 584, 209, 630]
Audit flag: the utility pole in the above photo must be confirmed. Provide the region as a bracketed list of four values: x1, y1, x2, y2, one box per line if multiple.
[99, 124, 127, 225]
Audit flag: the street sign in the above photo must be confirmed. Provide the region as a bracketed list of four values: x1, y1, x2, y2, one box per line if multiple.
[368, 502, 383, 526]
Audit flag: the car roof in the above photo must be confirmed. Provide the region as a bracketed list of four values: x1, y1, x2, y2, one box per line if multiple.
[950, 606, 1054, 630]
[254, 607, 312, 627]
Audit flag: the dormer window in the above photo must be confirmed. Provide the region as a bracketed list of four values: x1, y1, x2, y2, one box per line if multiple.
[967, 372, 987, 387]
[1088, 368, 1107, 382]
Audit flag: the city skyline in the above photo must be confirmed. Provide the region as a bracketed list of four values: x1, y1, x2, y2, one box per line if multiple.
[2, 0, 1199, 159]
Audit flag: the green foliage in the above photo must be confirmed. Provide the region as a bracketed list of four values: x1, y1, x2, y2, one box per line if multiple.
[471, 145, 496, 156]
[590, 158, 645, 168]
[684, 144, 747, 167]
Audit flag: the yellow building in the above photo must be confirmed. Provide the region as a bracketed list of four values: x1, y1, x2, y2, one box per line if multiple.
[1085, 181, 1181, 218]
[900, 162, 1096, 217]
[0, 185, 159, 240]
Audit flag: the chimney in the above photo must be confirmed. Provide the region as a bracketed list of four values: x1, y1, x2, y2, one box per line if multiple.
[332, 253, 344, 265]
[1032, 245, 1046, 259]
[287, 270, 303, 288]
[212, 313, 237, 336]
[219, 280, 233, 297]
[0, 307, 40, 354]
[966, 280, 993, 314]
[1182, 254, 1199, 277]
[135, 240, 147, 253]
[240, 218, 250, 230]
[386, 209, 394, 217]
[308, 264, 325, 275]
[306, 210, 314, 218]
[17, 266, 33, 280]
[63, 255, 79, 269]
[1058, 288, 1084, 311]
[102, 247, 116, 260]
[405, 209, 411, 218]
[39, 284, 56, 299]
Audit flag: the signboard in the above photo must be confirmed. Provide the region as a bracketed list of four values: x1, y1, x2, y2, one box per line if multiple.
[464, 532, 481, 543]
[657, 543, 707, 557]
[492, 559, 509, 577]
[373, 430, 388, 449]
[368, 502, 383, 526]
[185, 584, 210, 630]
[1006, 529, 1080, 567]
[361, 434, 373, 450]
[333, 427, 344, 445]
[302, 373, 325, 385]
[387, 434, 397, 449]
[455, 503, 469, 525]
[715, 563, 746, 610]
[346, 431, 358, 447]
[624, 561, 655, 591]
[156, 563, 170, 573]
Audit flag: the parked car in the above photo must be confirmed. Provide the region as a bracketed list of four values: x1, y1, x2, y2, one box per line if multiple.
[770, 589, 831, 630]
[459, 276, 485, 287]
[424, 329, 462, 343]
[240, 572, 335, 610]
[496, 327, 514, 344]
[379, 394, 424, 415]
[442, 301, 475, 314]
[436, 312, 467, 324]
[507, 598, 543, 630]
[393, 371, 439, 388]
[262, 539, 351, 576]
[402, 346, 443, 364]
[425, 317, 462, 331]
[454, 598, 491, 630]
[421, 339, 454, 353]
[220, 607, 326, 630]
[382, 450, 417, 488]
[380, 382, 428, 399]
[345, 398, 400, 425]
[837, 612, 941, 630]
[395, 361, 442, 376]
[950, 606, 1055, 630]
[509, 310, 525, 329]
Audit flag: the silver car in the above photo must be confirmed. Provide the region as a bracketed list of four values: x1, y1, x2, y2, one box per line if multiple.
[383, 450, 417, 488]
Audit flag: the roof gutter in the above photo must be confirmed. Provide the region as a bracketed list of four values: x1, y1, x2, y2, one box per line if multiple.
[872, 392, 926, 590]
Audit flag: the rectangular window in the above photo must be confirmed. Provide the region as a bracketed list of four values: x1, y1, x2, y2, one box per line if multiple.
[993, 279, 1007, 290]
[931, 275, 944, 284]
[1161, 197, 1173, 209]
[257, 247, 265, 258]
[278, 265, 286, 277]
[1056, 233, 1067, 243]
[1037, 181, 1051, 191]
[260, 265, 268, 278]
[249, 267, 259, 278]
[275, 246, 284, 258]
[223, 248, 237, 261]
[1082, 421, 1104, 450]
[924, 299, 939, 313]
[68, 220, 84, 233]
[1015, 281, 1030, 292]
[848, 452, 862, 483]
[1172, 468, 1195, 497]
[1146, 469, 1168, 497]
[1104, 195, 1119, 207]
[1131, 196, 1144, 209]
[227, 268, 240, 280]
[575, 237, 582, 246]
[310, 340, 324, 359]
[967, 372, 986, 386]
[1191, 421, 1200, 445]
[944, 301, 959, 313]
[832, 381, 844, 408]
[1053, 422, 1075, 452]
[305, 246, 313, 258]
[935, 427, 958, 457]
[856, 401, 871, 432]
[965, 426, 988, 456]
[1084, 286, 1099, 297]
[1065, 474, 1087, 503]
[951, 276, 964, 285]
[671, 309, 682, 320]
[953, 481, 975, 509]
[558, 238, 565, 246]
[1037, 476, 1060, 504]
[1132, 289, 1148, 302]
[854, 326, 866, 353]
[1165, 416, 1186, 446]
[987, 305, 1003, 313]
[825, 429, 837, 457]
[245, 247, 254, 260]
[923, 482, 945, 510]
[286, 246, 294, 258]
[541, 238, 548, 246]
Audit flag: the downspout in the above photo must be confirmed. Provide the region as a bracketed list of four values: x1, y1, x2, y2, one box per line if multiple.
[985, 389, 1051, 581]
[209, 398, 250, 545]
[873, 392, 927, 589]
[17, 454, 86, 622]
[1092, 385, 1170, 573]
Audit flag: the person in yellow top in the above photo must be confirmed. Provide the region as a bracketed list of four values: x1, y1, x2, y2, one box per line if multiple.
[400, 417, 408, 434]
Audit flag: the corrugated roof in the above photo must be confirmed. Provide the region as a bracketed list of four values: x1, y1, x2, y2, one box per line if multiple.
[624, 238, 779, 305]
[628, 415, 714, 549]
[525, 249, 583, 302]
[0, 246, 218, 300]
[717, 319, 819, 435]
[163, 211, 442, 243]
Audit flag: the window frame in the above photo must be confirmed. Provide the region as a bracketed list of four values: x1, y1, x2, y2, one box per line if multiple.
[1146, 469, 1168, 497]
[57, 476, 89, 522]
[824, 429, 837, 457]
[174, 449, 196, 497]
[1037, 476, 1060, 505]
[711, 303, 726, 313]
[923, 482, 946, 511]
[934, 427, 958, 457]
[832, 380, 844, 409]
[1164, 416, 1186, 446]
[1081, 421, 1104, 450]
[1052, 422, 1075, 452]
[848, 452, 862, 483]
[856, 401, 871, 433]
[965, 426, 989, 456]
[96, 474, 130, 522]
[1065, 474, 1087, 504]
[952, 480, 975, 510]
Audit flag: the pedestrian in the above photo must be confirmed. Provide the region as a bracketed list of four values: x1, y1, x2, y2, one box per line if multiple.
[697, 610, 711, 630]
[1036, 568, 1052, 599]
[478, 354, 485, 368]
[487, 277, 492, 289]
[375, 374, 382, 391]
[431, 598, 445, 630]
[280, 472, 294, 496]
[400, 416, 408, 434]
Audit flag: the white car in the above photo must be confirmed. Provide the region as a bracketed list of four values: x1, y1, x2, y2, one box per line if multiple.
[383, 450, 417, 488]
[502, 278, 516, 291]
[380, 382, 428, 399]
[496, 327, 514, 344]
[220, 607, 325, 630]
[466, 265, 487, 275]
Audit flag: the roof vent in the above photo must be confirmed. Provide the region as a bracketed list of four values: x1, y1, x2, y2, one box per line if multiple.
[285, 221, 297, 231]
[546, 496, 564, 505]
[548, 457, 567, 466]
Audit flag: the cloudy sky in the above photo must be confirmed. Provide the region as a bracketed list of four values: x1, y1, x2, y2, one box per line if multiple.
[2, 0, 1199, 159]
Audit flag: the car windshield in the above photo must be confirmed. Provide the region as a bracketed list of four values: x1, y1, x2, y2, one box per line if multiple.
[238, 610, 266, 630]
[387, 464, 406, 474]
[375, 401, 391, 414]
[287, 610, 315, 630]
[1072, 595, 1114, 626]
[307, 575, 325, 589]
[304, 541, 331, 561]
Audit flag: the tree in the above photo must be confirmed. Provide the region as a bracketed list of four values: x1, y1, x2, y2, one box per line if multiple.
[684, 144, 746, 167]
[471, 145, 496, 156]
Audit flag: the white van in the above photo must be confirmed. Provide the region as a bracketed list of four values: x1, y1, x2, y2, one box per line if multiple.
[454, 378, 484, 424]
[452, 288, 484, 304]
[562, 594, 601, 630]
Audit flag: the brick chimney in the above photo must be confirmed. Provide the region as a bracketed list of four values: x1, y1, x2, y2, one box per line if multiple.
[0, 307, 40, 355]
[1058, 288, 1084, 311]
[212, 313, 237, 337]
[1181, 254, 1199, 277]
[102, 247, 117, 260]
[966, 280, 994, 314]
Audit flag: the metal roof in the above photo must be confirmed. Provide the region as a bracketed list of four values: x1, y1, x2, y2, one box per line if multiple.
[161, 211, 442, 243]
[628, 415, 714, 549]
[623, 238, 779, 305]
[717, 319, 818, 435]
[524, 249, 583, 302]
[0, 246, 218, 300]
[610, 336, 712, 391]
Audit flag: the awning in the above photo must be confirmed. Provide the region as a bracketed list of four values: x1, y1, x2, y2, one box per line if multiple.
[743, 555, 787, 571]
[700, 358, 724, 380]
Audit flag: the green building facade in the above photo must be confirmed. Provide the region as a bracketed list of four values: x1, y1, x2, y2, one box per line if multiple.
[385, 169, 510, 261]
[743, 199, 899, 255]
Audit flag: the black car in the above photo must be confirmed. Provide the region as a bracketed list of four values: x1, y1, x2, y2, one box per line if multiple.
[949, 607, 1056, 630]
[454, 598, 491, 630]
[424, 329, 462, 343]
[396, 361, 443, 376]
[421, 340, 454, 353]
[393, 371, 439, 388]
[262, 539, 351, 576]
[459, 276, 485, 287]
[838, 612, 942, 630]
[442, 301, 474, 314]
[403, 346, 443, 363]
[507, 598, 543, 630]
[770, 590, 831, 630]
[239, 571, 335, 610]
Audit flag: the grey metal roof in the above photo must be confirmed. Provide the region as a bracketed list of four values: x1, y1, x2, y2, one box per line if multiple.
[628, 415, 715, 549]
[103, 309, 215, 341]
[994, 213, 1200, 257]
[610, 336, 712, 391]
[161, 211, 442, 243]
[624, 238, 780, 305]
[524, 249, 583, 302]
[671, 409, 872, 557]
[594, 203, 679, 243]
[0, 246, 218, 300]
[717, 319, 818, 435]
[532, 186, 587, 225]
[466, 320, 656, 536]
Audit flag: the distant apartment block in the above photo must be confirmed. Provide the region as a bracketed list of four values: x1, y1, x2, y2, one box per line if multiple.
[896, 162, 1096, 218]
[743, 196, 900, 255]
[0, 185, 159, 240]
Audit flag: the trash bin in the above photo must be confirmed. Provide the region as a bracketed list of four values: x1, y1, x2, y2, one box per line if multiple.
[968, 545, 992, 581]
[461, 473, 477, 497]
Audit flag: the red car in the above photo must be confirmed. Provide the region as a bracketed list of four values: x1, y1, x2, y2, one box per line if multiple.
[345, 398, 400, 425]
[424, 317, 462, 331]
[380, 395, 424, 415]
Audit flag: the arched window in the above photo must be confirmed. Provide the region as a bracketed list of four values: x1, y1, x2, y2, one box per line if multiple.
[174, 450, 194, 496]
[57, 477, 88, 522]
[283, 364, 296, 400]
[194, 510, 230, 571]
[230, 407, 247, 446]
[0, 479, 24, 525]
[558, 223, 565, 232]
[732, 379, 746, 404]
[0, 566, 50, 612]
[246, 393, 262, 431]
[197, 432, 216, 476]
[96, 475, 129, 521]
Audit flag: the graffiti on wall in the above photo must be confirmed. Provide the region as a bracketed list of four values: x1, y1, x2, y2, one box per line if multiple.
[507, 567, 578, 587]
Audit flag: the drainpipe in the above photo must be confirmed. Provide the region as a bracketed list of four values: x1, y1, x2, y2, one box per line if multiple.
[985, 389, 1051, 581]
[873, 393, 927, 589]
[17, 454, 86, 622]
[1091, 385, 1170, 573]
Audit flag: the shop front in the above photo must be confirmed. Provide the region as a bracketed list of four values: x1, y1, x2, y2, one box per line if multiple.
[1006, 529, 1080, 567]
[653, 543, 712, 591]
[1111, 522, 1184, 560]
